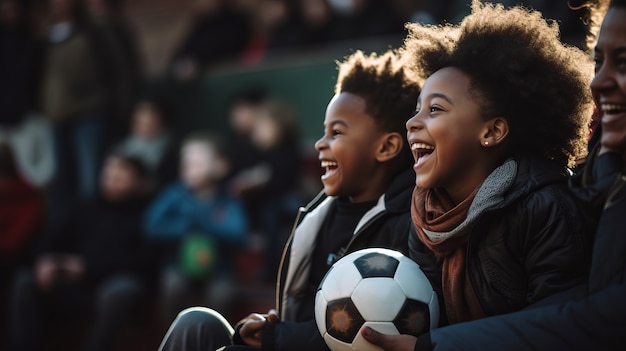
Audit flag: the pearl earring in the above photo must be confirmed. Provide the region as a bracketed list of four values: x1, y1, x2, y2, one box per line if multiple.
[484, 141, 489, 146]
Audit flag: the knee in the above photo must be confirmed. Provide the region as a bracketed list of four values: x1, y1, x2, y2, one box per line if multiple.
[171, 307, 234, 335]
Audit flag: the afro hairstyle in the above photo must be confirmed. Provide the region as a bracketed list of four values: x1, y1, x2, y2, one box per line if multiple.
[401, 0, 595, 168]
[335, 49, 421, 168]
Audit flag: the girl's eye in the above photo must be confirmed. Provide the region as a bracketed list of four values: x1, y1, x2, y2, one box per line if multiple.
[429, 105, 443, 113]
[332, 129, 342, 137]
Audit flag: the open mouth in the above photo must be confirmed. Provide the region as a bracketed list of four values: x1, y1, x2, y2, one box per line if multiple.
[410, 142, 435, 162]
[321, 160, 338, 177]
[601, 104, 626, 116]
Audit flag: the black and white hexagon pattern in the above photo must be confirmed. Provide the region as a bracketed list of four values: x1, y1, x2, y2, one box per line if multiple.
[315, 248, 439, 351]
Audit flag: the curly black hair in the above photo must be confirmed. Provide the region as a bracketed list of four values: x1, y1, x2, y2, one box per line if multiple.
[335, 50, 421, 167]
[401, 0, 595, 168]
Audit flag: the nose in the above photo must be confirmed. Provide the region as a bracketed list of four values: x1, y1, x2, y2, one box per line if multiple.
[406, 111, 423, 132]
[314, 135, 327, 151]
[591, 60, 616, 95]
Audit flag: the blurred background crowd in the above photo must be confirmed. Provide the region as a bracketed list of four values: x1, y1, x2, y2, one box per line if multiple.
[0, 0, 590, 350]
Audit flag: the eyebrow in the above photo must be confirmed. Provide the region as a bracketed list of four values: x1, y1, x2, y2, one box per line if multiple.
[421, 93, 454, 105]
[595, 46, 626, 55]
[326, 120, 349, 128]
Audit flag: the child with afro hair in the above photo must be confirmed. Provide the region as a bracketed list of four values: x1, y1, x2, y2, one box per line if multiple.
[363, 1, 626, 350]
[363, 0, 597, 349]
[157, 49, 420, 351]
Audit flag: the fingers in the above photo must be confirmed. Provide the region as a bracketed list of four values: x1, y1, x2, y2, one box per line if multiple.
[240, 319, 266, 348]
[361, 326, 385, 346]
[361, 327, 418, 351]
[267, 309, 280, 323]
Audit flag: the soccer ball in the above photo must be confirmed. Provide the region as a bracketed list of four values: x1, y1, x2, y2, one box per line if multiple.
[315, 248, 439, 351]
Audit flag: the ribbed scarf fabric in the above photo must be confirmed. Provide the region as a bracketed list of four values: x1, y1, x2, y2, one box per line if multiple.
[411, 159, 517, 323]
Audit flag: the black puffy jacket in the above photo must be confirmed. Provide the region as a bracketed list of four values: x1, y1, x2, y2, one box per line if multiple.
[410, 153, 594, 324]
[257, 168, 414, 351]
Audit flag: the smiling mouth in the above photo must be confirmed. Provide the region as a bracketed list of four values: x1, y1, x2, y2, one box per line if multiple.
[321, 160, 338, 175]
[601, 104, 626, 115]
[410, 142, 435, 160]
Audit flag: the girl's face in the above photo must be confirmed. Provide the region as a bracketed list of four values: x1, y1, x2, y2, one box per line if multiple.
[314, 92, 388, 203]
[406, 67, 491, 203]
[591, 7, 626, 154]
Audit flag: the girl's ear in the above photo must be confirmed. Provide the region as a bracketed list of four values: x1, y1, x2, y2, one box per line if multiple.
[376, 132, 404, 162]
[481, 117, 509, 147]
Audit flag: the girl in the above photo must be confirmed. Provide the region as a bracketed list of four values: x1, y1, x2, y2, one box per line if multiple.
[399, 0, 594, 328]
[363, 0, 626, 349]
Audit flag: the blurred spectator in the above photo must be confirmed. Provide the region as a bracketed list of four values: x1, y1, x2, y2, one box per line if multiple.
[143, 132, 248, 327]
[230, 99, 302, 281]
[9, 151, 153, 351]
[225, 87, 268, 181]
[114, 96, 179, 192]
[0, 0, 55, 188]
[169, 0, 251, 82]
[0, 143, 44, 290]
[84, 0, 142, 139]
[39, 0, 109, 215]
[40, 0, 141, 219]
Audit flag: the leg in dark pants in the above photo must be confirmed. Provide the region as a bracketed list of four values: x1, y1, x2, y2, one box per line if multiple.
[158, 307, 234, 351]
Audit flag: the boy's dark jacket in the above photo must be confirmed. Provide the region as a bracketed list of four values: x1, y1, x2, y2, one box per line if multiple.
[233, 168, 414, 351]
[411, 153, 594, 324]
[414, 150, 625, 351]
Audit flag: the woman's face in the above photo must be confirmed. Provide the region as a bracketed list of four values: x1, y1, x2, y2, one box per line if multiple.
[406, 67, 492, 202]
[590, 6, 626, 154]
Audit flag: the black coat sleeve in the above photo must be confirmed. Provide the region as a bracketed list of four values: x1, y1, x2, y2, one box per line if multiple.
[415, 283, 626, 351]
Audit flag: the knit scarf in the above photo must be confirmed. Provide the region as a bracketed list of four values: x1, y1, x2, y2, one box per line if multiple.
[411, 159, 517, 323]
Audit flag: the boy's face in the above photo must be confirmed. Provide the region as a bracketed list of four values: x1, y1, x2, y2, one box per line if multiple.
[315, 92, 387, 203]
[100, 157, 139, 201]
[406, 67, 490, 199]
[180, 142, 228, 189]
[591, 7, 626, 154]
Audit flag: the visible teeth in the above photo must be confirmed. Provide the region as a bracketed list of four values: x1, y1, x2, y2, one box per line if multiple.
[411, 143, 435, 151]
[321, 161, 338, 168]
[601, 104, 626, 114]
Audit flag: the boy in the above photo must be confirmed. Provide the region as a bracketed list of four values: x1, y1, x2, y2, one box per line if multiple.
[10, 152, 151, 351]
[143, 132, 248, 327]
[157, 49, 420, 351]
